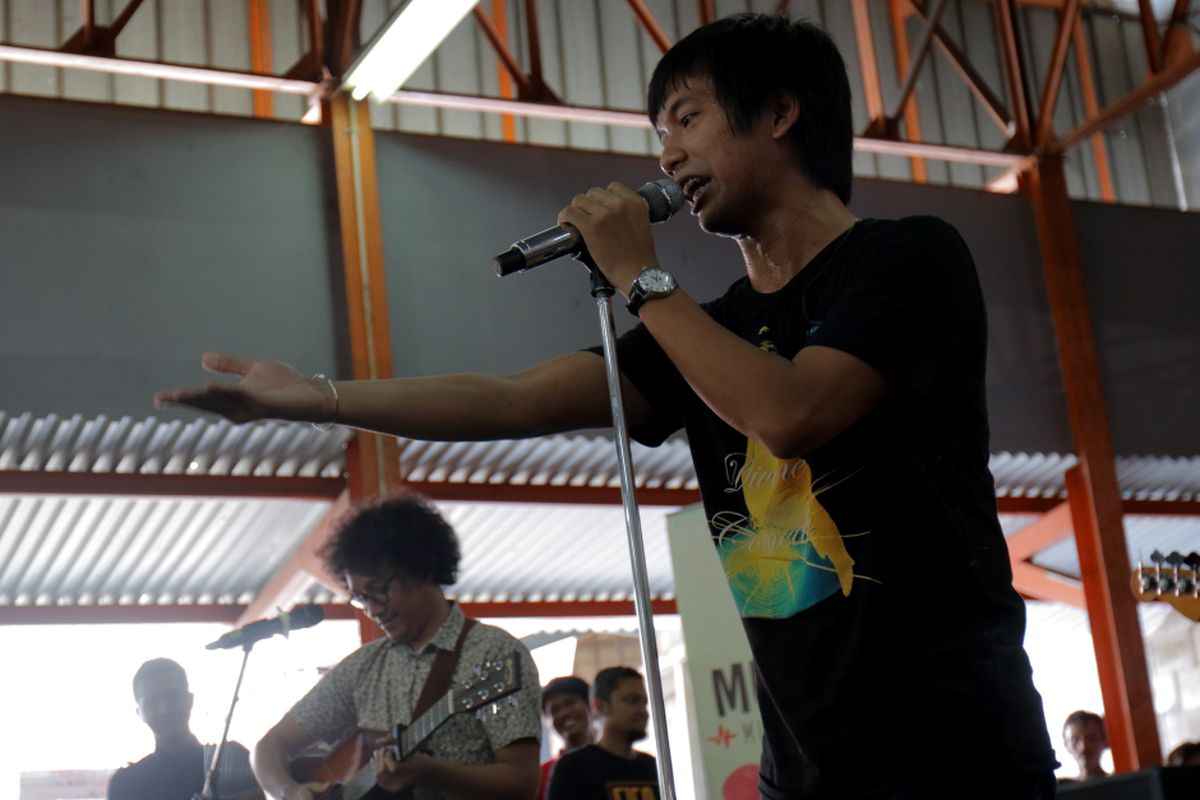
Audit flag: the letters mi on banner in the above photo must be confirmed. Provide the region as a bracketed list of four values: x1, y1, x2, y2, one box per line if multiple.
[667, 506, 762, 800]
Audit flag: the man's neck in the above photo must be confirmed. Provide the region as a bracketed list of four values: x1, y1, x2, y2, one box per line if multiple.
[154, 732, 199, 753]
[736, 186, 858, 294]
[405, 590, 452, 651]
[597, 731, 636, 760]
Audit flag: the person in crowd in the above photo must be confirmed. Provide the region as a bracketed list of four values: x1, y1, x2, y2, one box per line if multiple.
[546, 667, 657, 800]
[107, 658, 262, 800]
[537, 675, 597, 800]
[1062, 710, 1109, 783]
[1167, 740, 1200, 767]
[249, 493, 541, 800]
[158, 12, 1058, 798]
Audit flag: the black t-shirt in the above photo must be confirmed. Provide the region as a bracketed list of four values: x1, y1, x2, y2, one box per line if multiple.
[546, 744, 659, 800]
[107, 741, 260, 800]
[610, 217, 1057, 798]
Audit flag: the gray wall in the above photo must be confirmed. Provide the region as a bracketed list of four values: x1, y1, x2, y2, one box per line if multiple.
[2, 95, 1196, 457]
[0, 95, 341, 419]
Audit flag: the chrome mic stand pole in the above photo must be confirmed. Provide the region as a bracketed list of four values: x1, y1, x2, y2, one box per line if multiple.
[579, 251, 677, 800]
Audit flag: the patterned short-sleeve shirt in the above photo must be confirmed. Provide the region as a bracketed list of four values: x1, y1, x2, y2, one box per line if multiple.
[290, 603, 541, 800]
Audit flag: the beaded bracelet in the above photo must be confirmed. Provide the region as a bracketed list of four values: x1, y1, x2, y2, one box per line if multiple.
[311, 374, 339, 431]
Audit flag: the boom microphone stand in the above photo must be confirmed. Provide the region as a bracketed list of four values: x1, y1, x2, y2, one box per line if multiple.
[194, 642, 255, 800]
[577, 250, 678, 800]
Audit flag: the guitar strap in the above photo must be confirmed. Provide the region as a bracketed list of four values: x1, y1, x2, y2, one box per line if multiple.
[412, 616, 476, 721]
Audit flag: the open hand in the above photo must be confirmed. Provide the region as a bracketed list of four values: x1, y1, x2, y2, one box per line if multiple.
[154, 352, 333, 425]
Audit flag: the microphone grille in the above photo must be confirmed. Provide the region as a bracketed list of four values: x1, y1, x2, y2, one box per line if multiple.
[638, 179, 685, 222]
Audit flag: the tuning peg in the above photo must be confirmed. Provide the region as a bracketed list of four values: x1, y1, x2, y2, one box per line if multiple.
[1151, 550, 1166, 566]
[1166, 551, 1185, 568]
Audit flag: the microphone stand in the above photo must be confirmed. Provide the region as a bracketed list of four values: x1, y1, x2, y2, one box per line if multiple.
[195, 641, 255, 800]
[577, 249, 678, 800]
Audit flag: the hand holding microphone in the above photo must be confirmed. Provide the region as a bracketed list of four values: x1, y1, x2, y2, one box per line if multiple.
[492, 179, 684, 285]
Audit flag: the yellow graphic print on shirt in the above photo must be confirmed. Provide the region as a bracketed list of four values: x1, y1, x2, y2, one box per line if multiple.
[710, 326, 870, 618]
[713, 439, 858, 618]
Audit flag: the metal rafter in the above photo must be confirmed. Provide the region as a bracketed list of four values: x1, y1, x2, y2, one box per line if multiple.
[1035, 0, 1083, 147]
[888, 0, 929, 181]
[853, 0, 890, 136]
[1070, 18, 1115, 200]
[626, 0, 673, 54]
[890, 0, 952, 123]
[248, 0, 274, 118]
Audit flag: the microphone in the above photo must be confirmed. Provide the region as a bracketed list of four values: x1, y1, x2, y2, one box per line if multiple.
[205, 603, 324, 650]
[492, 178, 685, 277]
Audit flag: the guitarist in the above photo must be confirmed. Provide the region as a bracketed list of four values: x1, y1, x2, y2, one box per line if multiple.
[251, 494, 542, 800]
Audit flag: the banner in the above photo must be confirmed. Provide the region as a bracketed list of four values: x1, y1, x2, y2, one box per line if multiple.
[667, 506, 762, 800]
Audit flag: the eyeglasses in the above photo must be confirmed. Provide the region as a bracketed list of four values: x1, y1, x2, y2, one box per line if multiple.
[347, 571, 400, 611]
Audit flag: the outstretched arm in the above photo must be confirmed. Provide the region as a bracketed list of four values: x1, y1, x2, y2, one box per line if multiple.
[155, 349, 653, 441]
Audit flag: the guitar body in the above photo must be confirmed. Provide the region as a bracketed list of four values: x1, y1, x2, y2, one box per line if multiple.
[290, 729, 369, 785]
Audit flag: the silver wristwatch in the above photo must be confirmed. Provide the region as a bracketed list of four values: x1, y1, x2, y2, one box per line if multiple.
[626, 266, 677, 316]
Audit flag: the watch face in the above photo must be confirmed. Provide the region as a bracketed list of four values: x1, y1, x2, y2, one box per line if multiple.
[640, 268, 675, 293]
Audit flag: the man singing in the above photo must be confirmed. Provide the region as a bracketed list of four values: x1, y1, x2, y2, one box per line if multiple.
[160, 13, 1057, 799]
[250, 494, 541, 800]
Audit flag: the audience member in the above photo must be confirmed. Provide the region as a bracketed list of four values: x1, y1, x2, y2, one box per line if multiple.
[107, 658, 261, 800]
[1167, 741, 1200, 767]
[546, 666, 658, 800]
[1061, 710, 1109, 783]
[537, 676, 597, 800]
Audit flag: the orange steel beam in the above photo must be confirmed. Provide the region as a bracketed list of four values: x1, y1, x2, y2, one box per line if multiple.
[1035, 0, 1083, 147]
[1011, 561, 1085, 606]
[109, 0, 147, 39]
[0, 602, 358, 625]
[1066, 464, 1161, 770]
[0, 470, 345, 499]
[327, 94, 403, 501]
[1005, 501, 1073, 561]
[1071, 19, 1115, 201]
[903, 0, 1012, 135]
[888, 0, 928, 182]
[326, 0, 361, 76]
[489, 0, 517, 140]
[698, 0, 716, 26]
[473, 4, 537, 100]
[995, 0, 1034, 150]
[248, 0, 274, 119]
[852, 0, 889, 136]
[625, 0, 673, 54]
[524, 0, 547, 94]
[1137, 0, 1165, 73]
[1051, 47, 1200, 154]
[1022, 155, 1160, 770]
[410, 481, 699, 507]
[1006, 501, 1084, 606]
[237, 489, 351, 626]
[1162, 0, 1195, 68]
[458, 598, 678, 617]
[889, 0, 952, 122]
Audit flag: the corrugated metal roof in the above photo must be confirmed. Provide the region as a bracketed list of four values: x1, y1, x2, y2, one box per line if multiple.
[2, 414, 1198, 613]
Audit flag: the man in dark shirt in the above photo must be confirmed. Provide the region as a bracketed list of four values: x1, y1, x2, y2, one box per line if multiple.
[107, 658, 261, 800]
[546, 667, 658, 800]
[538, 676, 597, 800]
[158, 11, 1058, 799]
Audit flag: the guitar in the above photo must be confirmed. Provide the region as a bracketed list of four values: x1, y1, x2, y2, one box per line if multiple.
[1130, 550, 1200, 621]
[299, 651, 522, 800]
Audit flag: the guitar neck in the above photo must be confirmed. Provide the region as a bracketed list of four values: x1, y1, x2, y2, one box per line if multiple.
[399, 692, 456, 759]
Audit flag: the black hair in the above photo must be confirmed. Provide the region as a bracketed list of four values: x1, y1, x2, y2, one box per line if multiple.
[133, 658, 188, 698]
[647, 12, 854, 204]
[1064, 710, 1106, 732]
[321, 493, 460, 585]
[1167, 741, 1200, 767]
[592, 666, 643, 704]
[542, 676, 590, 711]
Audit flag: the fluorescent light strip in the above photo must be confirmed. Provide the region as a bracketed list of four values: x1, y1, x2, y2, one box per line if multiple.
[343, 0, 478, 102]
[0, 44, 318, 95]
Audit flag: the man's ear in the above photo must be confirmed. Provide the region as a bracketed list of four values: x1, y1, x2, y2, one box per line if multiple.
[592, 697, 608, 718]
[768, 92, 800, 140]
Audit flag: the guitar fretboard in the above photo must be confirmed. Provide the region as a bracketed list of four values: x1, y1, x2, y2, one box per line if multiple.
[400, 692, 456, 758]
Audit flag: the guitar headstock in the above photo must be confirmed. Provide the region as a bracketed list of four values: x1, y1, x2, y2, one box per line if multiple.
[450, 651, 522, 715]
[1131, 550, 1200, 621]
